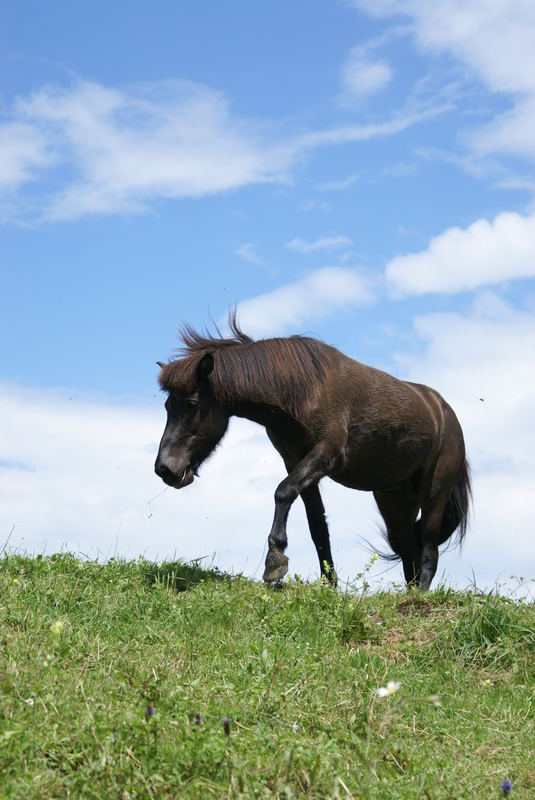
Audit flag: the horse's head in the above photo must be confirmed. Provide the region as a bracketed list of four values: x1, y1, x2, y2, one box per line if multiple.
[154, 353, 229, 489]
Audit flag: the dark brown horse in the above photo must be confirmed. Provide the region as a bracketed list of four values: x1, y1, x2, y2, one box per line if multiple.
[155, 316, 471, 590]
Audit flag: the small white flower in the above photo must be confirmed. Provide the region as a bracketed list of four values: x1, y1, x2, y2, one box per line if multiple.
[292, 722, 300, 733]
[377, 681, 400, 697]
[24, 697, 34, 706]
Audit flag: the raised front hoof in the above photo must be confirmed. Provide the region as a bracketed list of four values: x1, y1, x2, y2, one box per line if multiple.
[263, 553, 289, 583]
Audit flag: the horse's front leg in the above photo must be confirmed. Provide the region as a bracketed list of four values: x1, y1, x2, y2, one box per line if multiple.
[263, 444, 334, 583]
[301, 484, 336, 584]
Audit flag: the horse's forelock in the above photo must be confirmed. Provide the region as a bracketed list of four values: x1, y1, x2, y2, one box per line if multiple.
[158, 357, 200, 394]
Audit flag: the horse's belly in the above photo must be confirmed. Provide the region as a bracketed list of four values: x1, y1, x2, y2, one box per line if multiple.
[328, 466, 402, 492]
[329, 438, 433, 491]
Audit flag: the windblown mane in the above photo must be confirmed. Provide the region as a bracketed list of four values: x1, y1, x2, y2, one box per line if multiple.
[159, 313, 336, 422]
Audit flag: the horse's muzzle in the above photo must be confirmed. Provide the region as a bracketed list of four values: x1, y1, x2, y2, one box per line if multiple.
[154, 460, 195, 489]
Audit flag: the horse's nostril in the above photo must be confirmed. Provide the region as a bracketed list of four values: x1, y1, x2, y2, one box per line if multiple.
[155, 461, 173, 481]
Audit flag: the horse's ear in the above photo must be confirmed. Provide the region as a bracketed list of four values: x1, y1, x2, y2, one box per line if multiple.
[156, 361, 166, 369]
[196, 353, 214, 381]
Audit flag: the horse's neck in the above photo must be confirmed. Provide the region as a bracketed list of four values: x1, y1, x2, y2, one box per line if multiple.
[231, 399, 288, 428]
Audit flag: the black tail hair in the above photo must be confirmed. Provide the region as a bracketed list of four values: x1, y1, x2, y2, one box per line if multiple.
[436, 458, 472, 547]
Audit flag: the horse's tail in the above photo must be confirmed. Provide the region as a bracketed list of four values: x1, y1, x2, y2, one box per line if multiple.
[413, 458, 472, 548]
[376, 459, 472, 563]
[439, 458, 472, 546]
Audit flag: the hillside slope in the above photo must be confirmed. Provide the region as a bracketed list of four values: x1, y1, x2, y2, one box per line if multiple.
[1, 555, 534, 798]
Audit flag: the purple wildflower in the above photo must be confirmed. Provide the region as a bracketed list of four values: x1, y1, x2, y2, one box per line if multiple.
[194, 712, 204, 725]
[501, 779, 513, 795]
[145, 704, 157, 719]
[222, 716, 232, 736]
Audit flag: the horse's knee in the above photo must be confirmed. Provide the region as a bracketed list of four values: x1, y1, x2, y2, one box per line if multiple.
[275, 482, 298, 506]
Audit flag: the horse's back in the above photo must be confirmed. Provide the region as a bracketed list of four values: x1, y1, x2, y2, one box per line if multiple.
[320, 356, 455, 490]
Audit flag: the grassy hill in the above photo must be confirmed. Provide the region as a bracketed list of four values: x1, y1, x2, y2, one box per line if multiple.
[1, 554, 534, 798]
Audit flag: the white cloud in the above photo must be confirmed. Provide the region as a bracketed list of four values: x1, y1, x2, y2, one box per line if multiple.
[393, 294, 535, 589]
[352, 0, 535, 162]
[467, 97, 535, 161]
[0, 122, 51, 189]
[317, 172, 362, 192]
[340, 45, 392, 102]
[12, 80, 291, 220]
[236, 266, 374, 337]
[296, 100, 452, 149]
[0, 77, 453, 221]
[386, 211, 535, 295]
[352, 1, 535, 94]
[234, 243, 265, 266]
[286, 235, 353, 253]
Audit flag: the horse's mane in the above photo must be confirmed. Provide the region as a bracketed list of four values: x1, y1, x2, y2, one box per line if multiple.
[159, 312, 336, 422]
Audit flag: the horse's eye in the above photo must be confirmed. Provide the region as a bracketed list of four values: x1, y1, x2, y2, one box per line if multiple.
[186, 398, 199, 408]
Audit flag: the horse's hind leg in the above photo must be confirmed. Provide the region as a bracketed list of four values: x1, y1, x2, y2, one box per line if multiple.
[419, 465, 460, 590]
[419, 416, 466, 590]
[301, 483, 336, 583]
[373, 485, 421, 586]
[418, 505, 445, 591]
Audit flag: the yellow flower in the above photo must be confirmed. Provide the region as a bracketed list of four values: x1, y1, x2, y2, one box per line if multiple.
[13, 578, 19, 586]
[50, 620, 65, 636]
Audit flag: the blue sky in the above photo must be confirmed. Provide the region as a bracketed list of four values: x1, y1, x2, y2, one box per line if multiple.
[1, 1, 535, 591]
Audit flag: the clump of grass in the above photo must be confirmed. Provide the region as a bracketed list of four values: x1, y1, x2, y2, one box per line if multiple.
[1, 554, 534, 798]
[143, 557, 232, 592]
[451, 591, 535, 665]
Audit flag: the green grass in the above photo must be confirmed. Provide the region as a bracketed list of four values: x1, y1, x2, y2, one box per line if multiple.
[1, 554, 534, 798]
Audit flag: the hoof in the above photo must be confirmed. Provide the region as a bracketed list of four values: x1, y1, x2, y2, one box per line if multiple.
[263, 552, 289, 583]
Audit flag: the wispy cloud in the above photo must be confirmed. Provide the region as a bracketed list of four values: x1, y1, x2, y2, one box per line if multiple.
[386, 211, 535, 296]
[12, 80, 292, 221]
[236, 266, 374, 337]
[234, 242, 265, 266]
[299, 197, 332, 212]
[467, 97, 535, 162]
[286, 235, 353, 253]
[352, 0, 535, 163]
[295, 101, 452, 150]
[339, 45, 392, 104]
[317, 172, 362, 192]
[1, 77, 454, 222]
[0, 122, 52, 189]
